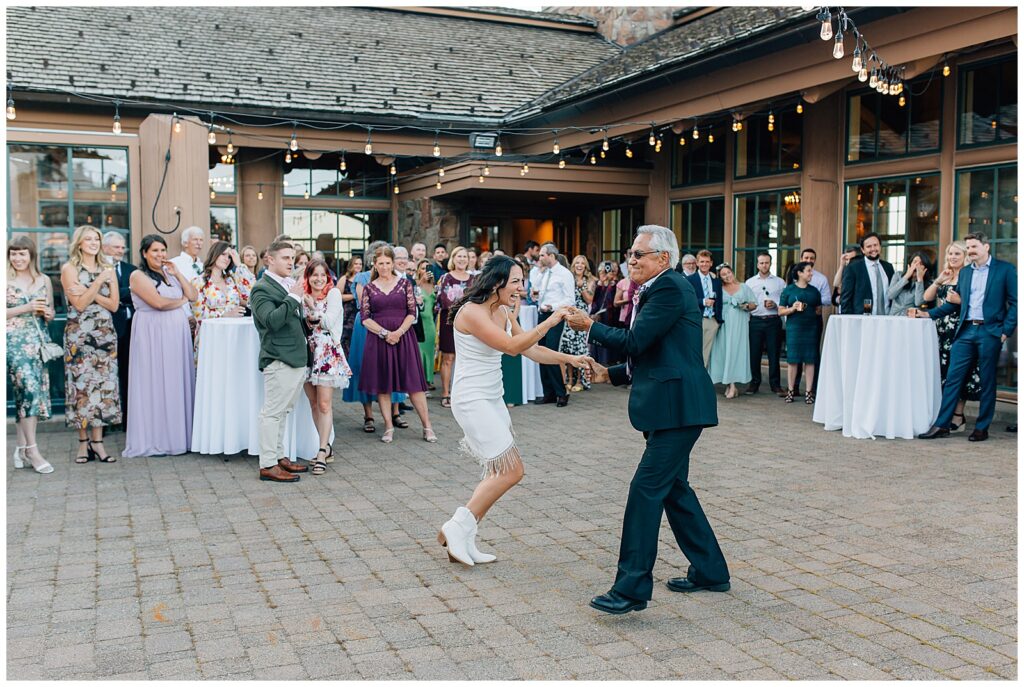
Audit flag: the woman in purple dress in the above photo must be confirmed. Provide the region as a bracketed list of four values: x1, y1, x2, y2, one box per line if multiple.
[123, 234, 198, 457]
[359, 245, 437, 445]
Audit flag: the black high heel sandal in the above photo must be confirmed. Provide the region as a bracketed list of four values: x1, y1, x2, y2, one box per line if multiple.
[75, 438, 93, 464]
[89, 440, 117, 463]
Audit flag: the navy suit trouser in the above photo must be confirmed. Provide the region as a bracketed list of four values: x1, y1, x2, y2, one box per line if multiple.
[537, 310, 567, 399]
[613, 426, 729, 601]
[936, 324, 1002, 431]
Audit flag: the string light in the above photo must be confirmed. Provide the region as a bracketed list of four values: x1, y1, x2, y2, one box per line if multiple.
[495, 141, 503, 156]
[648, 125, 656, 146]
[257, 183, 264, 200]
[602, 131, 610, 152]
[226, 134, 234, 155]
[654, 136, 662, 153]
[832, 30, 845, 60]
[339, 153, 347, 172]
[393, 182, 399, 194]
[432, 131, 441, 157]
[858, 66, 869, 83]
[304, 189, 310, 199]
[869, 68, 878, 89]
[899, 95, 906, 107]
[692, 125, 699, 140]
[558, 157, 566, 169]
[678, 135, 685, 146]
[796, 103, 803, 114]
[349, 186, 355, 198]
[590, 153, 597, 164]
[208, 116, 216, 145]
[289, 131, 298, 152]
[285, 151, 292, 164]
[110, 182, 117, 192]
[112, 101, 121, 134]
[707, 132, 714, 143]
[436, 181, 442, 190]
[625, 144, 633, 158]
[943, 61, 950, 77]
[478, 168, 485, 183]
[483, 164, 490, 176]
[6, 86, 16, 120]
[173, 116, 181, 133]
[851, 40, 862, 72]
[600, 149, 606, 158]
[210, 189, 216, 199]
[523, 162, 529, 174]
[552, 134, 560, 155]
[389, 163, 397, 176]
[438, 166, 445, 177]
[818, 8, 832, 41]
[364, 129, 373, 155]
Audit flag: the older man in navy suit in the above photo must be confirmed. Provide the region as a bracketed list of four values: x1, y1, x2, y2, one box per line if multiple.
[565, 225, 728, 615]
[916, 232, 1017, 442]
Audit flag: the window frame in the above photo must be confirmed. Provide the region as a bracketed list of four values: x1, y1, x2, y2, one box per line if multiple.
[845, 71, 945, 165]
[953, 162, 1018, 254]
[732, 188, 803, 281]
[279, 207, 390, 261]
[956, 54, 1018, 151]
[733, 111, 804, 180]
[670, 132, 728, 189]
[669, 195, 726, 264]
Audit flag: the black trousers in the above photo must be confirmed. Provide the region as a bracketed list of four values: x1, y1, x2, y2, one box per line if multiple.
[537, 310, 566, 399]
[612, 426, 729, 601]
[748, 316, 782, 389]
[117, 331, 131, 426]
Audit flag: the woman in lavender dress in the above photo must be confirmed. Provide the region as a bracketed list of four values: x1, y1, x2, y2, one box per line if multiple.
[359, 245, 436, 445]
[123, 234, 198, 457]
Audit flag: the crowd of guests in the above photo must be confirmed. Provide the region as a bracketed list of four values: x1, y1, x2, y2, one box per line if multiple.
[6, 223, 1015, 474]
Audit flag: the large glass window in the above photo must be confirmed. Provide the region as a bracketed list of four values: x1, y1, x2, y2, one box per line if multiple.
[956, 164, 1018, 392]
[847, 74, 942, 162]
[209, 206, 237, 245]
[670, 197, 725, 265]
[281, 209, 389, 265]
[283, 153, 388, 199]
[959, 57, 1017, 148]
[844, 174, 941, 269]
[601, 206, 643, 262]
[671, 132, 726, 187]
[208, 163, 235, 194]
[735, 112, 802, 178]
[733, 190, 802, 281]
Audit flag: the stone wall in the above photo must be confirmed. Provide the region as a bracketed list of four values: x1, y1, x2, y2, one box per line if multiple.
[547, 6, 678, 46]
[396, 197, 461, 250]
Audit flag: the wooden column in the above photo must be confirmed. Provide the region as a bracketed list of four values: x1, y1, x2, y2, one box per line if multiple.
[237, 155, 281, 251]
[800, 92, 844, 286]
[138, 114, 210, 251]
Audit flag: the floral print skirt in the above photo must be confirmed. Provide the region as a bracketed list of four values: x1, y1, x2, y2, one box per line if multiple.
[64, 309, 121, 428]
[307, 327, 353, 389]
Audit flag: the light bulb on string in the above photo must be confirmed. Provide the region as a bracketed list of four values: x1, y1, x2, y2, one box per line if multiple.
[942, 61, 950, 77]
[483, 164, 490, 176]
[285, 151, 292, 164]
[495, 141, 503, 156]
[602, 133, 610, 152]
[393, 183, 399, 195]
[226, 136, 234, 155]
[348, 186, 355, 198]
[479, 171, 485, 183]
[796, 103, 803, 114]
[112, 101, 121, 134]
[737, 120, 743, 130]
[364, 130, 373, 155]
[600, 149, 606, 158]
[768, 111, 775, 125]
[523, 162, 529, 174]
[438, 166, 445, 178]
[558, 157, 566, 169]
[432, 131, 441, 157]
[654, 141, 662, 153]
[818, 9, 832, 41]
[869, 69, 878, 89]
[389, 163, 396, 176]
[304, 190, 310, 200]
[898, 95, 906, 107]
[648, 126, 656, 146]
[257, 184, 264, 201]
[692, 126, 699, 140]
[552, 134, 560, 155]
[707, 133, 714, 143]
[851, 45, 862, 72]
[208, 123, 216, 145]
[289, 131, 298, 152]
[678, 136, 685, 146]
[832, 31, 844, 59]
[731, 122, 737, 132]
[210, 190, 216, 200]
[110, 182, 118, 192]
[436, 181, 442, 190]
[625, 145, 633, 158]
[6, 86, 15, 120]
[858, 67, 868, 82]
[173, 117, 181, 133]
[590, 153, 597, 165]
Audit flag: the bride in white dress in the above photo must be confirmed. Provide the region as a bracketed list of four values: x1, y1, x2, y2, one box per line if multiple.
[438, 255, 593, 566]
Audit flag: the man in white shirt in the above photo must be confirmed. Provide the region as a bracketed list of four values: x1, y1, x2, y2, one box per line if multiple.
[533, 242, 576, 406]
[744, 252, 787, 396]
[170, 226, 205, 334]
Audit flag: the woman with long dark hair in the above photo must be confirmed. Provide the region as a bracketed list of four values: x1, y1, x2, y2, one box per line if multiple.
[191, 240, 245, 359]
[886, 251, 930, 317]
[778, 261, 822, 404]
[123, 234, 198, 457]
[436, 255, 592, 567]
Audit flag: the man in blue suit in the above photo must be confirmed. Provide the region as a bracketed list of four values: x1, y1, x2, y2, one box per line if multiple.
[685, 250, 724, 368]
[917, 232, 1017, 442]
[565, 225, 728, 615]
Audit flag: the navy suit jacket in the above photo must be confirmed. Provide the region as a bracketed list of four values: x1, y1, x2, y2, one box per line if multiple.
[589, 270, 718, 432]
[686, 271, 724, 324]
[111, 259, 137, 339]
[841, 257, 895, 314]
[929, 257, 1017, 340]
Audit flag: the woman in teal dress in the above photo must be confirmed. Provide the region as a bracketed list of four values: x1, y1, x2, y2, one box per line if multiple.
[415, 259, 437, 388]
[779, 261, 822, 405]
[708, 264, 757, 399]
[6, 235, 56, 473]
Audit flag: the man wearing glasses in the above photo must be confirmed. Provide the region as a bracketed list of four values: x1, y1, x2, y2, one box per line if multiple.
[564, 225, 727, 615]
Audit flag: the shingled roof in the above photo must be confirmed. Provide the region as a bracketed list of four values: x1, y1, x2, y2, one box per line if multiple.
[5, 5, 619, 125]
[507, 6, 811, 119]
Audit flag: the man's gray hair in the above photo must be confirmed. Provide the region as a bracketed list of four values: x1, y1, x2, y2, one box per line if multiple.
[181, 225, 204, 245]
[393, 246, 409, 258]
[635, 225, 679, 268]
[681, 253, 697, 264]
[365, 240, 390, 257]
[539, 242, 559, 256]
[102, 230, 126, 246]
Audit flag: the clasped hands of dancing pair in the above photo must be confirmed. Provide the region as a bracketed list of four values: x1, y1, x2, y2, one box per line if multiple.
[434, 250, 730, 615]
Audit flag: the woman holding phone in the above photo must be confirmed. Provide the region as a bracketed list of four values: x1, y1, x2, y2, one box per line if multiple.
[778, 261, 821, 405]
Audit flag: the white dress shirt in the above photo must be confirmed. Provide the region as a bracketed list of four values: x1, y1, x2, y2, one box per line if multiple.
[536, 262, 575, 312]
[170, 252, 203, 317]
[745, 272, 787, 317]
[809, 268, 832, 307]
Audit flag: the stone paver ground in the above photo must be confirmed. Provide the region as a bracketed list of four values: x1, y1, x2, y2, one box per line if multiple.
[7, 385, 1017, 680]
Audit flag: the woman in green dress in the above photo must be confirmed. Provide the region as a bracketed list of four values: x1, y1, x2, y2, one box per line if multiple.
[415, 259, 437, 388]
[708, 264, 757, 399]
[6, 235, 56, 473]
[779, 261, 822, 405]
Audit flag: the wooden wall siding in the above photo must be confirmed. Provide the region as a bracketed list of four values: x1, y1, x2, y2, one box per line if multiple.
[801, 90, 844, 284]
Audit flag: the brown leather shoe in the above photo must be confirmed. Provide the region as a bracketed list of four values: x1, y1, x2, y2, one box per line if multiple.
[277, 458, 308, 473]
[259, 465, 300, 482]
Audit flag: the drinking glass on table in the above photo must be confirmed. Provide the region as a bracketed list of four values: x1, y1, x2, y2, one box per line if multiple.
[863, 298, 873, 314]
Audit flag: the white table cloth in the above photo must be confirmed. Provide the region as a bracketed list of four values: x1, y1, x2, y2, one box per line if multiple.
[191, 318, 325, 459]
[813, 315, 941, 440]
[518, 305, 543, 403]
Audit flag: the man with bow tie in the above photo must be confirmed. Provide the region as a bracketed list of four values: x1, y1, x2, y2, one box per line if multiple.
[565, 225, 728, 615]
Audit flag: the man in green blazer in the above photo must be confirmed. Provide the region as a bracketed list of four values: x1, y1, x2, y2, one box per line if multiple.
[566, 225, 729, 615]
[249, 240, 310, 483]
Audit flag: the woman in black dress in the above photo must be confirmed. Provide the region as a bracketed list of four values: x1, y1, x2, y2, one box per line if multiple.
[779, 261, 822, 404]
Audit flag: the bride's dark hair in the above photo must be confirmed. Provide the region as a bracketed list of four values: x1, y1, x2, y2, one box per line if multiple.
[448, 254, 520, 324]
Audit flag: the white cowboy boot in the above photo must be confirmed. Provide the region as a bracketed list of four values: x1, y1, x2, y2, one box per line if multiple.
[466, 523, 496, 564]
[437, 507, 476, 566]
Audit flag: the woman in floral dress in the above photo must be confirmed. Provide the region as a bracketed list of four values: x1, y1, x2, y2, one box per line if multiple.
[435, 246, 473, 408]
[6, 235, 56, 473]
[923, 240, 980, 432]
[60, 225, 121, 463]
[191, 241, 245, 362]
[301, 259, 352, 474]
[235, 244, 259, 303]
[559, 255, 596, 391]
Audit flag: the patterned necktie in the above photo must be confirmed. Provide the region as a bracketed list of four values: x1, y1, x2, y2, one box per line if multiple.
[626, 283, 649, 378]
[873, 261, 887, 315]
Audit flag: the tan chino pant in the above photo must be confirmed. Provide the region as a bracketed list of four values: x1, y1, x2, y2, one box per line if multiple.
[258, 360, 308, 469]
[701, 318, 719, 369]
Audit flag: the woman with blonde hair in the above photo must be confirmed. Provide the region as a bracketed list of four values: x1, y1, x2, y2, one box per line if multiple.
[434, 246, 473, 408]
[61, 225, 121, 463]
[236, 244, 260, 301]
[7, 236, 57, 473]
[560, 255, 596, 391]
[921, 240, 979, 431]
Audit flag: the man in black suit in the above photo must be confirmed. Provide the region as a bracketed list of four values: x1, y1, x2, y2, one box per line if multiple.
[102, 231, 136, 428]
[685, 250, 724, 368]
[566, 225, 729, 615]
[840, 232, 895, 315]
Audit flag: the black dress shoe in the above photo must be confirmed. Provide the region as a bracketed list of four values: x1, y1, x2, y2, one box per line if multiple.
[968, 428, 989, 442]
[398, 402, 414, 412]
[666, 577, 731, 593]
[589, 589, 647, 615]
[743, 384, 759, 395]
[533, 396, 556, 405]
[771, 387, 786, 396]
[556, 396, 569, 407]
[917, 426, 950, 440]
[1006, 424, 1017, 433]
